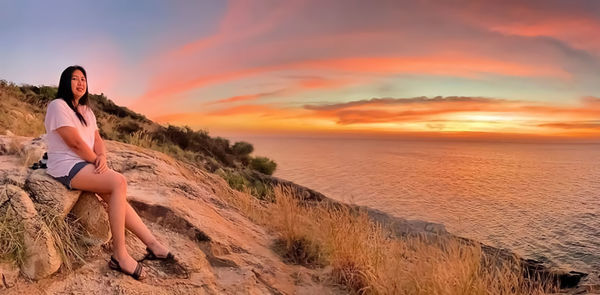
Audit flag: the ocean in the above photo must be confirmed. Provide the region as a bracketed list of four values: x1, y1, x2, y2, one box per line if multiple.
[227, 135, 600, 275]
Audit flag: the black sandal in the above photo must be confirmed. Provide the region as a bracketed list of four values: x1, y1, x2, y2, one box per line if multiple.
[108, 256, 145, 280]
[141, 247, 176, 262]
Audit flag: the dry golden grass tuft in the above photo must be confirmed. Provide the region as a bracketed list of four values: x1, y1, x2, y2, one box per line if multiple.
[0, 92, 45, 138]
[38, 209, 90, 271]
[219, 185, 557, 294]
[125, 130, 155, 149]
[0, 205, 90, 272]
[0, 206, 26, 267]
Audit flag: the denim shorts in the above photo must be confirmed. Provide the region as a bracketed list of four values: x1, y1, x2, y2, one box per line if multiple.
[53, 161, 89, 190]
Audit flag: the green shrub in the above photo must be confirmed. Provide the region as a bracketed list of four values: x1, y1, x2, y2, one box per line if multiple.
[222, 170, 251, 191]
[116, 119, 142, 134]
[250, 156, 277, 175]
[220, 169, 274, 200]
[37, 86, 56, 105]
[232, 141, 254, 155]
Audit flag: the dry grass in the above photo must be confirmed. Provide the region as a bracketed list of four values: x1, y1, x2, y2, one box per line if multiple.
[0, 206, 26, 267]
[0, 206, 89, 272]
[125, 130, 155, 149]
[0, 93, 45, 137]
[219, 186, 557, 295]
[38, 209, 90, 271]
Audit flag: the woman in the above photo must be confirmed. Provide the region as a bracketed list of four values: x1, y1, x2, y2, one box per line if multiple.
[44, 65, 174, 280]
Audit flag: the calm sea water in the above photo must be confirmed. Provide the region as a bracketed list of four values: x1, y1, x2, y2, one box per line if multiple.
[228, 135, 600, 274]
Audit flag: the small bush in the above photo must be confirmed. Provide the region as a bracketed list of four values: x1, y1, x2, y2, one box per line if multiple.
[232, 141, 253, 156]
[220, 170, 274, 200]
[223, 170, 250, 192]
[116, 119, 142, 134]
[250, 156, 277, 175]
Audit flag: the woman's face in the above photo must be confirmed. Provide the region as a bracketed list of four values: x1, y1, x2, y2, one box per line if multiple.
[71, 69, 87, 101]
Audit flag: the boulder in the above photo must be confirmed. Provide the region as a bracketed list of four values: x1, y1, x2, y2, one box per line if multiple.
[3, 185, 61, 280]
[0, 167, 28, 188]
[25, 169, 82, 218]
[70, 192, 111, 246]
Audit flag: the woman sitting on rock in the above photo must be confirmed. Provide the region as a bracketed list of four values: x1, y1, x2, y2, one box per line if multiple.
[44, 65, 174, 280]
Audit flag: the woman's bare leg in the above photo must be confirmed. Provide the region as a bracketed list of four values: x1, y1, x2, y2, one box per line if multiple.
[98, 193, 169, 257]
[70, 164, 147, 277]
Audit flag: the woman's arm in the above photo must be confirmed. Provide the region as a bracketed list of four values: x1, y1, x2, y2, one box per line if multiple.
[93, 130, 108, 173]
[93, 130, 106, 158]
[56, 126, 97, 163]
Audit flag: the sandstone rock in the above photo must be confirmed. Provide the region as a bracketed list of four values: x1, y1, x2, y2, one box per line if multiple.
[0, 167, 28, 188]
[25, 169, 82, 218]
[0, 135, 14, 155]
[0, 260, 20, 289]
[9, 110, 23, 118]
[4, 184, 61, 280]
[3, 185, 37, 220]
[70, 192, 111, 246]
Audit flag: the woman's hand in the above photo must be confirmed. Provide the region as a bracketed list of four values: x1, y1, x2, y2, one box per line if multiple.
[94, 153, 108, 174]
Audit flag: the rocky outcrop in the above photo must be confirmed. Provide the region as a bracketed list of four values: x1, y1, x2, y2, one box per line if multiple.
[25, 169, 81, 217]
[0, 135, 343, 294]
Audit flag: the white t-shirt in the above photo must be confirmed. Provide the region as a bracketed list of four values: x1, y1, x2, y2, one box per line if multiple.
[44, 99, 98, 177]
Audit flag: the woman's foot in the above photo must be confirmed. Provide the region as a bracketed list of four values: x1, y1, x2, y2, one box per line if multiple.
[112, 252, 147, 279]
[146, 240, 170, 258]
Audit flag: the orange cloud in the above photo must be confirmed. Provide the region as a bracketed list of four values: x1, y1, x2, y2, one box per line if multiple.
[215, 94, 260, 104]
[445, 1, 600, 53]
[170, 0, 307, 58]
[206, 104, 280, 117]
[296, 76, 354, 89]
[538, 122, 600, 130]
[490, 18, 600, 52]
[300, 96, 600, 136]
[134, 54, 568, 112]
[152, 95, 600, 139]
[204, 77, 353, 106]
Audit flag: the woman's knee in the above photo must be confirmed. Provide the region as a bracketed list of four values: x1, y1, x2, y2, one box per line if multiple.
[109, 171, 128, 193]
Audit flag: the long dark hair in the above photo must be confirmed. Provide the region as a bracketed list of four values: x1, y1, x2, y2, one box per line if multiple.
[56, 65, 89, 126]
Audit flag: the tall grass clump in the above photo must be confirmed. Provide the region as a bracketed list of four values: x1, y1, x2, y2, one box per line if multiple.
[39, 210, 89, 271]
[0, 206, 26, 267]
[270, 187, 324, 266]
[125, 130, 155, 149]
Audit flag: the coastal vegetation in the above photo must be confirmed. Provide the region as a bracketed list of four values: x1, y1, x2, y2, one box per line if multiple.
[219, 185, 557, 294]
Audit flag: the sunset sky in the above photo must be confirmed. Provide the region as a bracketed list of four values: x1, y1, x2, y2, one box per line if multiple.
[2, 0, 600, 139]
